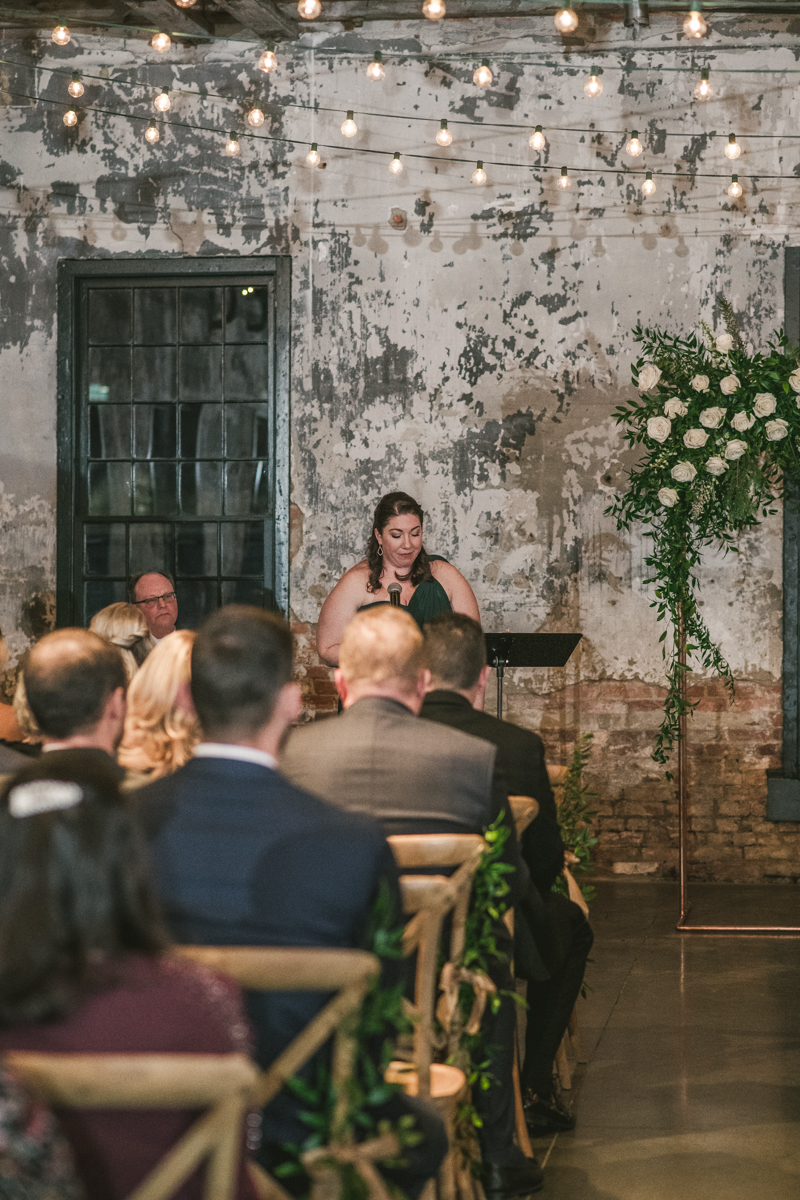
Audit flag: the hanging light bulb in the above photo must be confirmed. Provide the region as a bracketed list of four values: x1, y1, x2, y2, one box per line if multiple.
[150, 31, 172, 52]
[306, 142, 321, 166]
[625, 130, 643, 158]
[642, 170, 656, 196]
[693, 68, 713, 101]
[558, 166, 572, 190]
[258, 45, 277, 73]
[367, 52, 385, 82]
[473, 59, 493, 88]
[68, 72, 84, 99]
[225, 131, 241, 157]
[436, 119, 453, 147]
[683, 2, 707, 38]
[51, 22, 71, 46]
[175, 0, 197, 6]
[63, 108, 78, 127]
[422, 0, 446, 17]
[725, 133, 741, 160]
[728, 174, 743, 199]
[389, 152, 403, 175]
[246, 105, 265, 127]
[153, 87, 171, 113]
[145, 120, 160, 144]
[529, 125, 546, 151]
[341, 110, 358, 137]
[584, 68, 603, 98]
[472, 160, 487, 185]
[298, 0, 322, 17]
[554, 8, 579, 33]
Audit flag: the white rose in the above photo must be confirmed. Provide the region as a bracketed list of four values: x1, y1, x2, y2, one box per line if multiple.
[670, 461, 697, 483]
[753, 392, 777, 417]
[664, 397, 688, 418]
[691, 374, 710, 392]
[638, 363, 662, 391]
[765, 418, 789, 441]
[699, 407, 726, 429]
[720, 375, 740, 396]
[658, 487, 679, 508]
[789, 372, 800, 394]
[730, 411, 755, 432]
[715, 333, 734, 353]
[646, 415, 672, 443]
[706, 457, 728, 476]
[683, 428, 709, 449]
[724, 439, 748, 460]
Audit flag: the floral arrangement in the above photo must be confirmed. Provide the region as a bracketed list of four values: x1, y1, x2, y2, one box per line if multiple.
[607, 297, 800, 769]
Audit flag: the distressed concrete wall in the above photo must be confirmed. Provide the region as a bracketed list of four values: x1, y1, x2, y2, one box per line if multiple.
[1, 11, 799, 879]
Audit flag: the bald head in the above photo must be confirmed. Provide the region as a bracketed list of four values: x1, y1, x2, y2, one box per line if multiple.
[336, 608, 429, 711]
[25, 629, 127, 742]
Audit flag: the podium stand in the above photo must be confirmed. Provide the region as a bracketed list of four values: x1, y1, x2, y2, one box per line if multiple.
[484, 633, 582, 720]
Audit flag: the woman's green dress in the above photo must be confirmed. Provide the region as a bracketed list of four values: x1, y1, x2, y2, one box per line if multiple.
[358, 555, 452, 629]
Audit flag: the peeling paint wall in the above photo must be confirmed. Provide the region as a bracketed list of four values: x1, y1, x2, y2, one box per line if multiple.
[1, 12, 799, 877]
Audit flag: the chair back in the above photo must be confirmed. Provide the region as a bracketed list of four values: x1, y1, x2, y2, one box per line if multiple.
[508, 795, 539, 839]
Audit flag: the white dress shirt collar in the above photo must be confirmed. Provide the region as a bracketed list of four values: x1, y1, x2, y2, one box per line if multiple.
[193, 743, 278, 771]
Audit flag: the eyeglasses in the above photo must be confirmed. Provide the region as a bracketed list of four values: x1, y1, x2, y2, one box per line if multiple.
[134, 590, 177, 609]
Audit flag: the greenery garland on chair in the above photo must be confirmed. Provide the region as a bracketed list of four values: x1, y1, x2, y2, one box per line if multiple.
[607, 296, 800, 771]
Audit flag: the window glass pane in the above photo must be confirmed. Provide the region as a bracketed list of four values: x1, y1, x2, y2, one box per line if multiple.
[224, 286, 270, 343]
[180, 287, 223, 344]
[180, 405, 222, 458]
[133, 463, 176, 517]
[180, 462, 223, 516]
[133, 347, 178, 404]
[225, 404, 270, 459]
[129, 524, 173, 577]
[88, 289, 131, 344]
[134, 288, 177, 345]
[85, 580, 127, 620]
[225, 344, 269, 401]
[134, 406, 177, 459]
[88, 463, 131, 516]
[88, 347, 131, 404]
[222, 580, 265, 607]
[180, 346, 222, 403]
[89, 406, 130, 459]
[84, 524, 126, 576]
[225, 462, 269, 516]
[176, 580, 218, 630]
[222, 523, 264, 576]
[176, 523, 217, 576]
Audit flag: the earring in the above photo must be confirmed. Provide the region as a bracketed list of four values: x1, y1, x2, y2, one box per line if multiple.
[377, 545, 383, 556]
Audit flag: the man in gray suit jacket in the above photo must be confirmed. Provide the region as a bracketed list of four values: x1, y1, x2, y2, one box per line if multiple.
[282, 606, 543, 1200]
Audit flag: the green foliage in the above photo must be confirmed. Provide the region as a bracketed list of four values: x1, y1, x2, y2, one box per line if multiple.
[552, 734, 597, 907]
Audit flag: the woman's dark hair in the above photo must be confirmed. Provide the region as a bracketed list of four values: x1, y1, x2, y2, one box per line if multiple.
[366, 491, 433, 594]
[0, 751, 168, 1024]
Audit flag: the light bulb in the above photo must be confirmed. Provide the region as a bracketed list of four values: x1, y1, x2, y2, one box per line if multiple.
[247, 106, 265, 126]
[298, 0, 322, 17]
[175, 0, 197, 6]
[558, 166, 571, 190]
[422, 0, 446, 17]
[725, 133, 741, 160]
[728, 174, 743, 199]
[626, 130, 643, 157]
[68, 73, 84, 99]
[693, 69, 713, 101]
[51, 23, 70, 46]
[529, 125, 546, 151]
[683, 3, 707, 38]
[153, 87, 171, 113]
[642, 171, 656, 196]
[145, 121, 160, 144]
[584, 69, 603, 98]
[341, 111, 358, 137]
[150, 31, 172, 53]
[63, 108, 78, 127]
[473, 59, 493, 88]
[306, 142, 320, 166]
[554, 8, 579, 33]
[258, 47, 277, 73]
[472, 161, 486, 185]
[225, 132, 241, 157]
[366, 52, 385, 81]
[436, 119, 452, 147]
[389, 152, 403, 175]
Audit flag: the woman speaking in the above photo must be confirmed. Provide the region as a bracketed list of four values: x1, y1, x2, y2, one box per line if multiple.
[317, 491, 480, 667]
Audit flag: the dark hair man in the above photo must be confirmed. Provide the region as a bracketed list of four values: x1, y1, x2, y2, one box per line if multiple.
[129, 571, 178, 641]
[134, 605, 446, 1197]
[420, 612, 594, 1137]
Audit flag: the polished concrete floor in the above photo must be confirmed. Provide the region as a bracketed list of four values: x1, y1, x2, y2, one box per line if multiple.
[532, 883, 800, 1199]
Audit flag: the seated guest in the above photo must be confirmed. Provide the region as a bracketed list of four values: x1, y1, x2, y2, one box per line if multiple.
[119, 631, 199, 785]
[282, 607, 542, 1200]
[134, 606, 446, 1198]
[0, 630, 28, 773]
[90, 602, 153, 682]
[0, 751, 257, 1200]
[0, 1064, 85, 1199]
[129, 571, 179, 642]
[420, 613, 594, 1135]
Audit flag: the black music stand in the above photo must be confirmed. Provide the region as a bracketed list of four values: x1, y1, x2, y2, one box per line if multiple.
[484, 633, 582, 720]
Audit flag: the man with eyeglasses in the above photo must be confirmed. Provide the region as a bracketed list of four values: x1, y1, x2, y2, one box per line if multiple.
[129, 572, 179, 641]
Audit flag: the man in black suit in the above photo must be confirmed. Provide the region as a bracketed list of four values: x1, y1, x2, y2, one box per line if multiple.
[419, 613, 594, 1137]
[134, 606, 446, 1196]
[282, 606, 543, 1200]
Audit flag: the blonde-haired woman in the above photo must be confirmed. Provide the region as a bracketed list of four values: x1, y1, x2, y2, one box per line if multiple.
[119, 631, 199, 786]
[89, 603, 152, 683]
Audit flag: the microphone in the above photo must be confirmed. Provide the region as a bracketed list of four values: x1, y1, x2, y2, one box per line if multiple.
[388, 583, 402, 607]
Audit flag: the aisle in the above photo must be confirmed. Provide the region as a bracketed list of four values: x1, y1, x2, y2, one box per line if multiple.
[535, 883, 800, 1200]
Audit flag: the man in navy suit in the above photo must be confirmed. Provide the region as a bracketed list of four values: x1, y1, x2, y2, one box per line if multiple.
[134, 606, 446, 1195]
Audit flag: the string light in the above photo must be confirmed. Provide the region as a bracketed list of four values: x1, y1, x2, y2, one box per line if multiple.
[306, 142, 320, 165]
[298, 0, 322, 18]
[436, 119, 452, 147]
[584, 68, 603, 98]
[728, 173, 743, 198]
[683, 2, 707, 38]
[341, 110, 358, 137]
[153, 87, 171, 113]
[51, 23, 70, 46]
[258, 46, 277, 74]
[693, 68, 713, 101]
[554, 8, 579, 33]
[145, 120, 160, 143]
[725, 133, 741, 160]
[529, 125, 546, 151]
[366, 52, 385, 82]
[150, 31, 172, 53]
[389, 152, 403, 174]
[558, 165, 572, 189]
[63, 108, 78, 127]
[472, 160, 486, 185]
[642, 170, 656, 196]
[422, 0, 446, 18]
[626, 129, 643, 157]
[225, 131, 241, 156]
[67, 72, 84, 99]
[175, 0, 197, 6]
[473, 59, 493, 88]
[246, 104, 265, 126]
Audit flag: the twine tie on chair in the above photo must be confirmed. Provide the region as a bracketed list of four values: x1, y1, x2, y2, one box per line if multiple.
[436, 961, 497, 1036]
[303, 1133, 401, 1200]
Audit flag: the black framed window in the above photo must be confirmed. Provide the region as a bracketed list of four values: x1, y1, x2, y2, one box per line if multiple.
[57, 258, 290, 628]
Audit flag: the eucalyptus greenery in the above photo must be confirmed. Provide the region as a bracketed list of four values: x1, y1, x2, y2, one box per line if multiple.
[607, 298, 800, 770]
